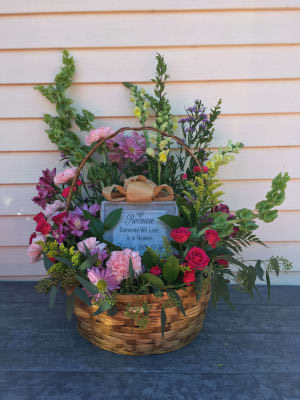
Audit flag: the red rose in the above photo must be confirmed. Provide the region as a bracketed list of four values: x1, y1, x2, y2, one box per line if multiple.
[202, 166, 209, 173]
[29, 232, 37, 245]
[185, 247, 210, 270]
[183, 270, 195, 284]
[150, 265, 162, 276]
[205, 229, 220, 249]
[216, 259, 229, 267]
[193, 165, 202, 173]
[61, 186, 77, 198]
[170, 227, 191, 243]
[182, 173, 187, 180]
[52, 211, 67, 225]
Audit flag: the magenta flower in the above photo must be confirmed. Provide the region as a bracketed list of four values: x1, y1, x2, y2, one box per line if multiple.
[73, 203, 100, 217]
[32, 168, 57, 209]
[52, 225, 65, 244]
[65, 213, 89, 237]
[87, 267, 120, 293]
[214, 204, 230, 214]
[119, 131, 146, 162]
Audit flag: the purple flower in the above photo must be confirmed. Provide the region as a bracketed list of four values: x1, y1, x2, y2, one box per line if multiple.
[214, 204, 230, 214]
[119, 131, 146, 162]
[65, 213, 89, 237]
[32, 168, 57, 209]
[52, 225, 65, 244]
[73, 203, 100, 217]
[87, 267, 120, 293]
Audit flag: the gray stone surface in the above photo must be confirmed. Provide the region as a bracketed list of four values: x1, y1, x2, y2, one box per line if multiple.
[101, 200, 178, 254]
[0, 282, 299, 400]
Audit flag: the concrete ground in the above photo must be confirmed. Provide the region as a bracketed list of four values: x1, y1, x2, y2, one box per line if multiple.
[0, 283, 299, 400]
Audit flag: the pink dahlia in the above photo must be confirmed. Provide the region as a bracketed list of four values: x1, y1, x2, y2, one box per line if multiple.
[106, 248, 142, 283]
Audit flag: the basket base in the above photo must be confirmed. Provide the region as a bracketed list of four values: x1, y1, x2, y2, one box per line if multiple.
[76, 317, 206, 356]
[74, 283, 211, 356]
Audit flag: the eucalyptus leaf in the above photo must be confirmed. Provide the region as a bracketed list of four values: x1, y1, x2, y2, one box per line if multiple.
[66, 292, 75, 321]
[93, 301, 112, 316]
[55, 256, 73, 267]
[79, 253, 99, 271]
[266, 270, 271, 300]
[255, 260, 264, 281]
[49, 286, 57, 309]
[43, 256, 55, 271]
[74, 286, 92, 307]
[161, 307, 166, 338]
[76, 275, 99, 295]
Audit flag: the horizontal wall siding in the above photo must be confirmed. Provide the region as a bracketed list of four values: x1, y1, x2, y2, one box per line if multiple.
[1, 1, 300, 14]
[0, 4, 299, 283]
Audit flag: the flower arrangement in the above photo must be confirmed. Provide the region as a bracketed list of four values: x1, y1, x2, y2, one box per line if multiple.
[29, 51, 292, 345]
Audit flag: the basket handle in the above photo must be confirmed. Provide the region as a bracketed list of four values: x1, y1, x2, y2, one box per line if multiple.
[65, 126, 201, 211]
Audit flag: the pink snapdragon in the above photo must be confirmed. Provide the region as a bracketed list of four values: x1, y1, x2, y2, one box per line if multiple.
[27, 234, 45, 264]
[54, 167, 77, 185]
[106, 249, 142, 283]
[85, 127, 113, 146]
[44, 200, 65, 217]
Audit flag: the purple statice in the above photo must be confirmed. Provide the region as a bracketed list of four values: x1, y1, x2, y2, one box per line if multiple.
[32, 168, 57, 209]
[73, 203, 100, 217]
[65, 213, 89, 237]
[87, 267, 120, 293]
[119, 131, 146, 162]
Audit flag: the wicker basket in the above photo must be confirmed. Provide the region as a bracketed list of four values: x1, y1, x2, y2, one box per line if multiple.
[73, 281, 211, 356]
[66, 126, 210, 355]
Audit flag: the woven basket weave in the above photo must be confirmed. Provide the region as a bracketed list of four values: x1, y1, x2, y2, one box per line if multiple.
[73, 281, 211, 355]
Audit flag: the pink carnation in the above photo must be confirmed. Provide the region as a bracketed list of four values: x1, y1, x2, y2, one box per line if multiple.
[27, 234, 45, 264]
[54, 167, 76, 185]
[106, 248, 142, 283]
[85, 127, 113, 146]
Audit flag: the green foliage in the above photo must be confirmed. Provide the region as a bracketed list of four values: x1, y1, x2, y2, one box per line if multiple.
[35, 50, 94, 165]
[162, 256, 180, 283]
[74, 286, 92, 306]
[66, 292, 75, 321]
[49, 285, 58, 309]
[103, 208, 122, 231]
[266, 256, 293, 274]
[141, 247, 160, 271]
[158, 214, 183, 229]
[142, 273, 165, 289]
[76, 275, 98, 295]
[82, 210, 104, 238]
[124, 302, 152, 329]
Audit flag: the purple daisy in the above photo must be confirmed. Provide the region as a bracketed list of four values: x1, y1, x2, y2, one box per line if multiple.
[87, 267, 120, 293]
[119, 131, 146, 162]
